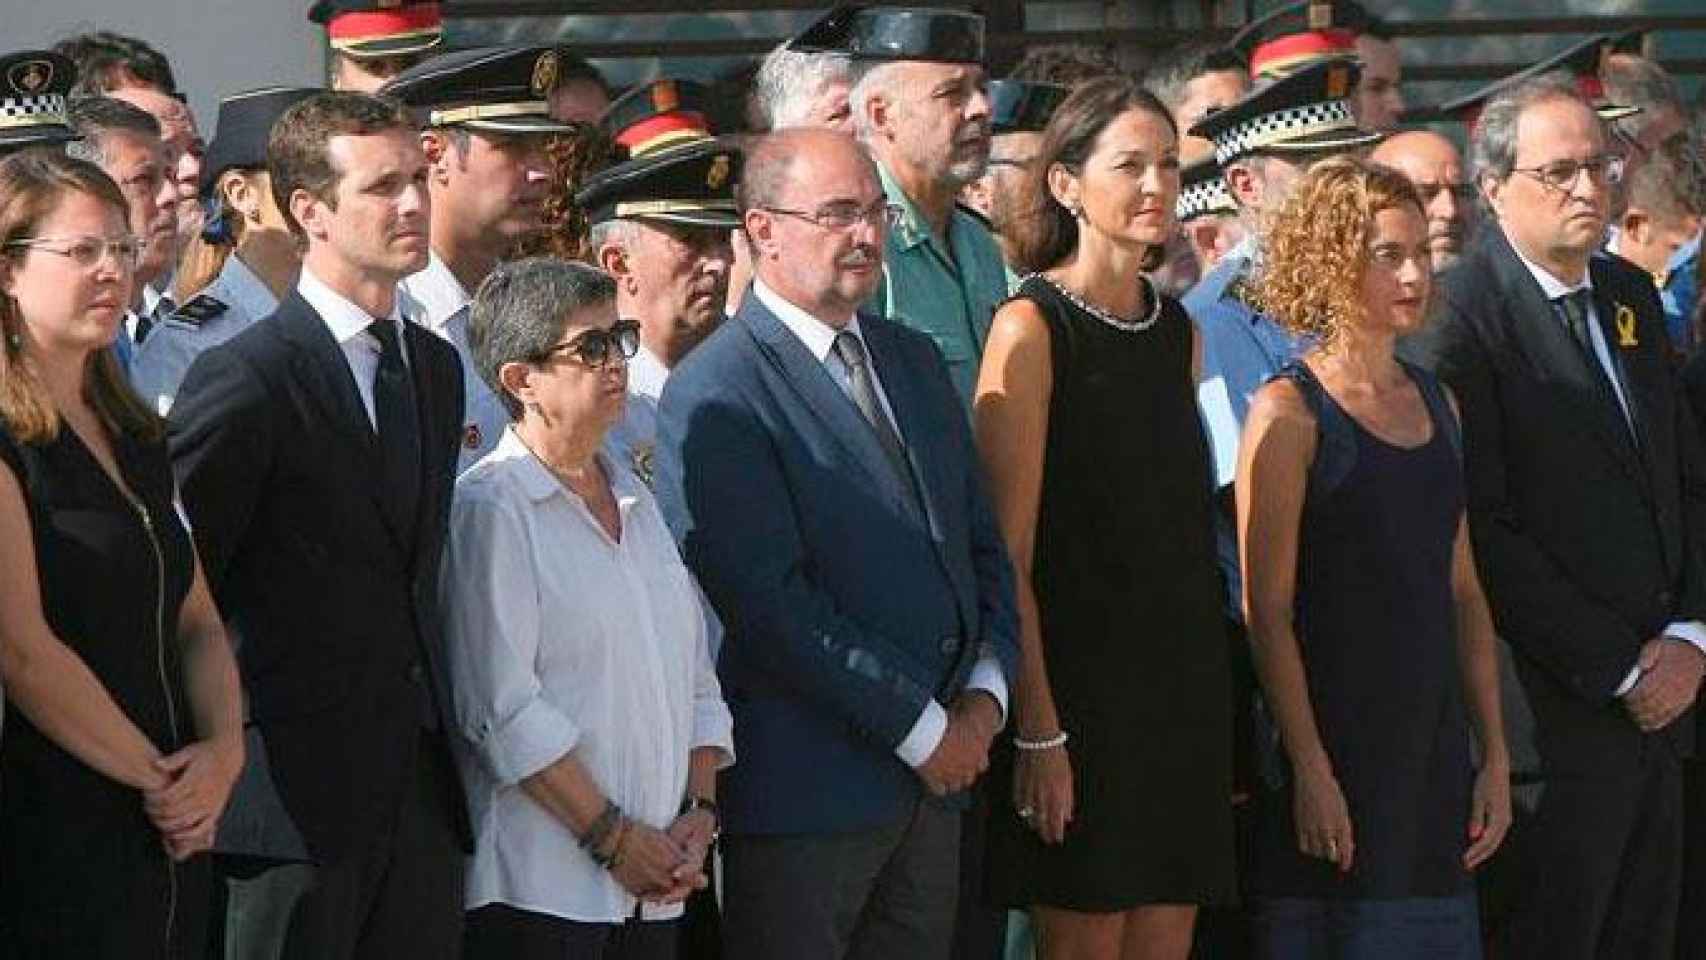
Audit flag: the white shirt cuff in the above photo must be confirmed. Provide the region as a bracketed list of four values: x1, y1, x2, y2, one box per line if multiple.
[895, 700, 948, 768]
[1664, 620, 1706, 657]
[1615, 665, 1644, 698]
[966, 653, 1009, 730]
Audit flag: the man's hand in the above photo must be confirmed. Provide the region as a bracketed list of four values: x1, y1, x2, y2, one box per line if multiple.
[1625, 637, 1706, 732]
[917, 694, 998, 796]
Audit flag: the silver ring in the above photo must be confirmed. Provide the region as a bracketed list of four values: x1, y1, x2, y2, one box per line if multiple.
[1017, 806, 1035, 820]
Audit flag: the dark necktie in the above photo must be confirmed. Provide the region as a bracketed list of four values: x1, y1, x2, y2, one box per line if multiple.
[370, 319, 422, 553]
[1555, 289, 1596, 361]
[832, 330, 914, 488]
[133, 296, 173, 346]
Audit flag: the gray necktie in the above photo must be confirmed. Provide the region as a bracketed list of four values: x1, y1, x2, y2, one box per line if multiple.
[832, 330, 912, 486]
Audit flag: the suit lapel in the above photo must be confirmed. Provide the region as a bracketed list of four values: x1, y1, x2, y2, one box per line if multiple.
[1488, 233, 1648, 491]
[1589, 270, 1657, 473]
[740, 300, 920, 516]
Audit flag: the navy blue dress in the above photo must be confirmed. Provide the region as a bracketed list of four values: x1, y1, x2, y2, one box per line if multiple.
[1251, 360, 1479, 957]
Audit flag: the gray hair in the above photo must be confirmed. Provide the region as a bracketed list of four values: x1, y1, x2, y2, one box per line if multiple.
[467, 257, 617, 420]
[1469, 71, 1589, 182]
[1603, 54, 1685, 145]
[849, 60, 911, 143]
[586, 218, 637, 258]
[754, 43, 852, 131]
[65, 95, 162, 165]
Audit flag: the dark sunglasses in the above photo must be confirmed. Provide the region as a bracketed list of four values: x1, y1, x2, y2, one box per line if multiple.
[532, 318, 641, 370]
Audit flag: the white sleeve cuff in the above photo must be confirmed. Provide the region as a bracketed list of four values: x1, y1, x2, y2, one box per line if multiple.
[1614, 665, 1644, 698]
[1663, 620, 1706, 658]
[966, 653, 1009, 729]
[894, 700, 948, 769]
[479, 696, 581, 786]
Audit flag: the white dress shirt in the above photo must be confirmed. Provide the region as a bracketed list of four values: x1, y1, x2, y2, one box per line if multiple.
[441, 427, 734, 923]
[751, 278, 1009, 767]
[400, 252, 509, 473]
[296, 267, 407, 429]
[132, 254, 282, 415]
[1512, 245, 1706, 691]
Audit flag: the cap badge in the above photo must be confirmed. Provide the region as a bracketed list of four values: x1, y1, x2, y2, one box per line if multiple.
[1307, 2, 1332, 29]
[531, 51, 559, 98]
[706, 154, 731, 190]
[10, 60, 52, 96]
[378, 0, 402, 8]
[1326, 65, 1350, 99]
[652, 80, 680, 113]
[463, 423, 482, 450]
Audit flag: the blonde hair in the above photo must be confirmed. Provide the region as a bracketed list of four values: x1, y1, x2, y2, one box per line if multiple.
[0, 150, 162, 444]
[1253, 156, 1424, 350]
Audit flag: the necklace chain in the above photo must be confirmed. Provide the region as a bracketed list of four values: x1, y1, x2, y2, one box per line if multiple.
[1029, 273, 1163, 333]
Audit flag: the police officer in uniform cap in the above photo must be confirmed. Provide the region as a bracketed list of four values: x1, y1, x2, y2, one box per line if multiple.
[961, 79, 1068, 291]
[132, 86, 318, 416]
[0, 50, 79, 156]
[309, 0, 445, 93]
[1176, 156, 1245, 277]
[580, 78, 742, 484]
[384, 45, 580, 472]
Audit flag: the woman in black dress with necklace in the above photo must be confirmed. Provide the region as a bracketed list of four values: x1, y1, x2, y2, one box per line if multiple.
[0, 150, 243, 957]
[1237, 158, 1509, 958]
[976, 76, 1233, 959]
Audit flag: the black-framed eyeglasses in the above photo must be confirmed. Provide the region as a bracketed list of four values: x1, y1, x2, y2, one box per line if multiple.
[5, 234, 144, 270]
[1511, 155, 1625, 193]
[532, 318, 641, 370]
[761, 197, 900, 232]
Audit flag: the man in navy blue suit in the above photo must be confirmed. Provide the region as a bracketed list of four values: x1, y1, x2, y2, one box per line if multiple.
[654, 127, 1019, 959]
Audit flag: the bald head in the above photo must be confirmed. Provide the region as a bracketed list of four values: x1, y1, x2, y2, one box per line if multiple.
[1372, 130, 1474, 272]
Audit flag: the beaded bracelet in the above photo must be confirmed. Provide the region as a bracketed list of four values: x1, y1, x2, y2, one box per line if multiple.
[605, 817, 633, 871]
[580, 800, 622, 856]
[1013, 731, 1069, 751]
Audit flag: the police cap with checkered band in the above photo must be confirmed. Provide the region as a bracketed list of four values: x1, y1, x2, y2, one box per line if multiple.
[0, 51, 78, 155]
[1177, 157, 1237, 223]
[1187, 58, 1382, 167]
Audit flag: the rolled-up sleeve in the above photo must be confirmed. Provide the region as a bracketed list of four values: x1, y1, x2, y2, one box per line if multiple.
[440, 489, 580, 785]
[687, 577, 735, 770]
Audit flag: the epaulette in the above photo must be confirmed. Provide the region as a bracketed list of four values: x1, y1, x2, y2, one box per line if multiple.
[169, 293, 229, 327]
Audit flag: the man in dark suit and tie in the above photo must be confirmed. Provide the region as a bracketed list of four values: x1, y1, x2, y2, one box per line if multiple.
[167, 92, 469, 959]
[653, 127, 1020, 959]
[1412, 75, 1706, 959]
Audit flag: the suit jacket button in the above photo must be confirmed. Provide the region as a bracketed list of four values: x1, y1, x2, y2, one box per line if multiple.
[409, 662, 426, 684]
[941, 636, 959, 655]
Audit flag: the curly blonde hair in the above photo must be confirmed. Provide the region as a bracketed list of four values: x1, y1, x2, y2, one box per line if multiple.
[1252, 156, 1424, 350]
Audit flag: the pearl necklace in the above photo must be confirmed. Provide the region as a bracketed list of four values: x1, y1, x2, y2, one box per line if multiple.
[1031, 273, 1163, 333]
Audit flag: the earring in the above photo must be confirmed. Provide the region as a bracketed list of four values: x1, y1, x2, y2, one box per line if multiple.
[5, 329, 20, 350]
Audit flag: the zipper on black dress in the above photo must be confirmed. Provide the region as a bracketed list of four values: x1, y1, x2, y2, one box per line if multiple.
[127, 495, 179, 950]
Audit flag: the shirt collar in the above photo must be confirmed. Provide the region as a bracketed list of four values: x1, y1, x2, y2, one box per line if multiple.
[752, 278, 864, 364]
[878, 161, 934, 253]
[1507, 230, 1594, 300]
[141, 282, 173, 316]
[497, 425, 643, 508]
[297, 265, 403, 346]
[401, 251, 471, 335]
[626, 343, 670, 401]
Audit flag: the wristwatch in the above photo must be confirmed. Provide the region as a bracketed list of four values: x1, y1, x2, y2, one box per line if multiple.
[680, 795, 721, 842]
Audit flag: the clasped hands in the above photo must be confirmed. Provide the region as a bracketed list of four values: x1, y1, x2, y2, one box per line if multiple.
[917, 691, 1001, 797]
[142, 732, 243, 862]
[608, 808, 718, 905]
[1625, 635, 1706, 732]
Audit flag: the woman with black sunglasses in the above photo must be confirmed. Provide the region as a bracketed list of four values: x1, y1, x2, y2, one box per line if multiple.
[441, 257, 733, 960]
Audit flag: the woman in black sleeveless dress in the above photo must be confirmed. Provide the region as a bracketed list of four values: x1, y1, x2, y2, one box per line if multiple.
[975, 77, 1233, 958]
[0, 151, 243, 957]
[1237, 158, 1510, 958]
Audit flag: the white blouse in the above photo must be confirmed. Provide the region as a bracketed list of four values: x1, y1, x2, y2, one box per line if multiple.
[440, 426, 734, 923]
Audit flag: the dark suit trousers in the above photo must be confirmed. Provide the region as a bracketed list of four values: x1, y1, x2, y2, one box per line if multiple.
[1677, 758, 1706, 960]
[279, 732, 464, 960]
[1509, 746, 1682, 960]
[721, 799, 960, 959]
[464, 903, 679, 960]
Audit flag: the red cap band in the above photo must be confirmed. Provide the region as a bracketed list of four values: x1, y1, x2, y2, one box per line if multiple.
[617, 111, 712, 157]
[1250, 29, 1358, 78]
[327, 3, 442, 41]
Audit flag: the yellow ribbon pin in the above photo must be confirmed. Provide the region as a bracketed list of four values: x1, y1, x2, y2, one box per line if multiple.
[1614, 305, 1639, 348]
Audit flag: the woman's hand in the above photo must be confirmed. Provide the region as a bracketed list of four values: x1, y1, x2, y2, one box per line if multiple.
[1013, 744, 1074, 845]
[1463, 758, 1512, 871]
[143, 732, 243, 846]
[608, 821, 692, 902]
[651, 809, 717, 903]
[1292, 762, 1355, 872]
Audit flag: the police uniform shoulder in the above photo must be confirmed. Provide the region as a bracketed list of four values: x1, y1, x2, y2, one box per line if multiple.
[169, 293, 230, 327]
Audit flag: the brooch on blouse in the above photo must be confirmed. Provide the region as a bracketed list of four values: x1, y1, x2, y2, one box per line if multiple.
[631, 442, 656, 489]
[1614, 304, 1639, 348]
